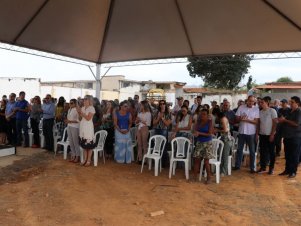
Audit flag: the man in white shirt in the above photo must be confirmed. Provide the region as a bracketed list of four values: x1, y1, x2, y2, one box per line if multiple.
[191, 95, 202, 114]
[257, 96, 278, 174]
[234, 95, 259, 173]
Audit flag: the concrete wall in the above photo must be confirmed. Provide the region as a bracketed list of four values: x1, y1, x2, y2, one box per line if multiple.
[41, 85, 94, 100]
[101, 75, 125, 91]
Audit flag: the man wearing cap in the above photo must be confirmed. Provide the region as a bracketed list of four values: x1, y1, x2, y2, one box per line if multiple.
[275, 99, 291, 157]
[172, 97, 183, 116]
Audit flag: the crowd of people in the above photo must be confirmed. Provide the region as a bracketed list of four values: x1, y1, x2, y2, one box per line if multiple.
[0, 91, 300, 182]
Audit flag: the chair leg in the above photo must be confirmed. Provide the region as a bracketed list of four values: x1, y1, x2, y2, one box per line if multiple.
[199, 159, 204, 181]
[93, 150, 98, 167]
[216, 165, 220, 184]
[154, 159, 159, 176]
[141, 157, 145, 173]
[80, 148, 84, 163]
[228, 156, 232, 176]
[185, 161, 189, 180]
[169, 160, 173, 179]
[172, 162, 176, 175]
[148, 159, 152, 170]
[63, 145, 67, 160]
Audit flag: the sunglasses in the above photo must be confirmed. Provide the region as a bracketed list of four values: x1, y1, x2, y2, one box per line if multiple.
[159, 103, 165, 105]
[70, 102, 74, 104]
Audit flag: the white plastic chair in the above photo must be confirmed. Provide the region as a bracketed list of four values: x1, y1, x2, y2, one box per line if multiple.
[199, 139, 224, 184]
[55, 127, 69, 159]
[227, 136, 236, 175]
[141, 135, 166, 176]
[242, 141, 259, 171]
[169, 137, 191, 180]
[129, 127, 137, 161]
[93, 130, 108, 166]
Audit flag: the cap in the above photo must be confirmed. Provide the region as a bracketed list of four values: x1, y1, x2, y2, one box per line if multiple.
[176, 96, 183, 100]
[223, 98, 228, 102]
[281, 99, 288, 103]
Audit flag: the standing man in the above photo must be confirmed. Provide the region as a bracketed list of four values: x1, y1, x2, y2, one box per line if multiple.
[222, 101, 236, 132]
[191, 95, 202, 114]
[14, 91, 30, 147]
[278, 96, 301, 178]
[42, 94, 55, 151]
[257, 96, 278, 174]
[5, 93, 17, 145]
[233, 95, 259, 173]
[275, 99, 291, 157]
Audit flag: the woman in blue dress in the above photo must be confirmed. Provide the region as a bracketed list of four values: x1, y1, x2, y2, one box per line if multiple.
[114, 101, 132, 163]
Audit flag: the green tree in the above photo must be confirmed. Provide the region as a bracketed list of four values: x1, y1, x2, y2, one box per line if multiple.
[247, 75, 253, 90]
[276, 76, 293, 82]
[187, 55, 252, 90]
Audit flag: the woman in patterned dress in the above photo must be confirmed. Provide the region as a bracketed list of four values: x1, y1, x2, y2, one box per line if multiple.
[77, 95, 96, 167]
[193, 109, 214, 183]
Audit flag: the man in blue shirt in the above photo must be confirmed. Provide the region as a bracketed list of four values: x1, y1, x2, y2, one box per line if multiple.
[42, 94, 55, 151]
[15, 91, 30, 147]
[5, 93, 17, 145]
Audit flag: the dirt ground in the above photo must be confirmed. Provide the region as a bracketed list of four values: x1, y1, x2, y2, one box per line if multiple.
[0, 148, 301, 226]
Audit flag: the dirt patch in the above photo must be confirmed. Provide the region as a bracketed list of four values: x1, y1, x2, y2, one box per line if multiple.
[0, 152, 301, 226]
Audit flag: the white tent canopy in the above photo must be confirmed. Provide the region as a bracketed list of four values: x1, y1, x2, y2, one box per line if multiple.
[1, 0, 301, 64]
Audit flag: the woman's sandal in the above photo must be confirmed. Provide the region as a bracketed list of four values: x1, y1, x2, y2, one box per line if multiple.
[84, 161, 91, 167]
[73, 157, 80, 163]
[69, 156, 75, 162]
[80, 160, 87, 166]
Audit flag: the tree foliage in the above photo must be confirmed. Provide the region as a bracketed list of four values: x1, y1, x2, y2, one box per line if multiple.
[276, 76, 293, 83]
[187, 55, 252, 90]
[246, 75, 253, 90]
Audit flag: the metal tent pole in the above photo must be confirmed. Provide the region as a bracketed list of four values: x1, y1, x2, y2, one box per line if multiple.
[95, 64, 101, 99]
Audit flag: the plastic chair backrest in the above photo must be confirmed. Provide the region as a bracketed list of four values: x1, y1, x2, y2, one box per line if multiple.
[147, 135, 166, 157]
[171, 137, 191, 159]
[61, 127, 68, 142]
[211, 139, 224, 162]
[94, 130, 108, 149]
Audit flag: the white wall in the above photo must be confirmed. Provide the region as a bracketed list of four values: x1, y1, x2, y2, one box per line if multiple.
[41, 85, 94, 101]
[0, 77, 40, 99]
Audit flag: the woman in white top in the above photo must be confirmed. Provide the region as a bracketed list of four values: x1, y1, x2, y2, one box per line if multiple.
[77, 95, 96, 167]
[136, 101, 152, 164]
[173, 105, 192, 138]
[65, 99, 80, 163]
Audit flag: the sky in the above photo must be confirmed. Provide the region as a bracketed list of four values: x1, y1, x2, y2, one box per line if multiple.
[1, 48, 301, 86]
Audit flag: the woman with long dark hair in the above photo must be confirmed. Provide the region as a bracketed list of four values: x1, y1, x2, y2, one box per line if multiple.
[153, 99, 172, 168]
[215, 110, 232, 176]
[101, 100, 114, 158]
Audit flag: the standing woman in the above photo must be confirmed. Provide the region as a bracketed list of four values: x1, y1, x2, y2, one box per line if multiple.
[114, 101, 132, 164]
[65, 99, 80, 163]
[215, 110, 232, 176]
[30, 96, 42, 148]
[77, 95, 96, 166]
[193, 109, 214, 184]
[153, 100, 172, 168]
[55, 96, 66, 137]
[136, 100, 152, 164]
[101, 100, 114, 158]
[0, 99, 7, 144]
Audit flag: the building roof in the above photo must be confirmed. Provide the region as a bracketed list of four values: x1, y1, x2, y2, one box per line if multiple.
[256, 82, 301, 89]
[183, 87, 246, 94]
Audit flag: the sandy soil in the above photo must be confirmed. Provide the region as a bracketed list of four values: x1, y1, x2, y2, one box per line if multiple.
[0, 148, 301, 226]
